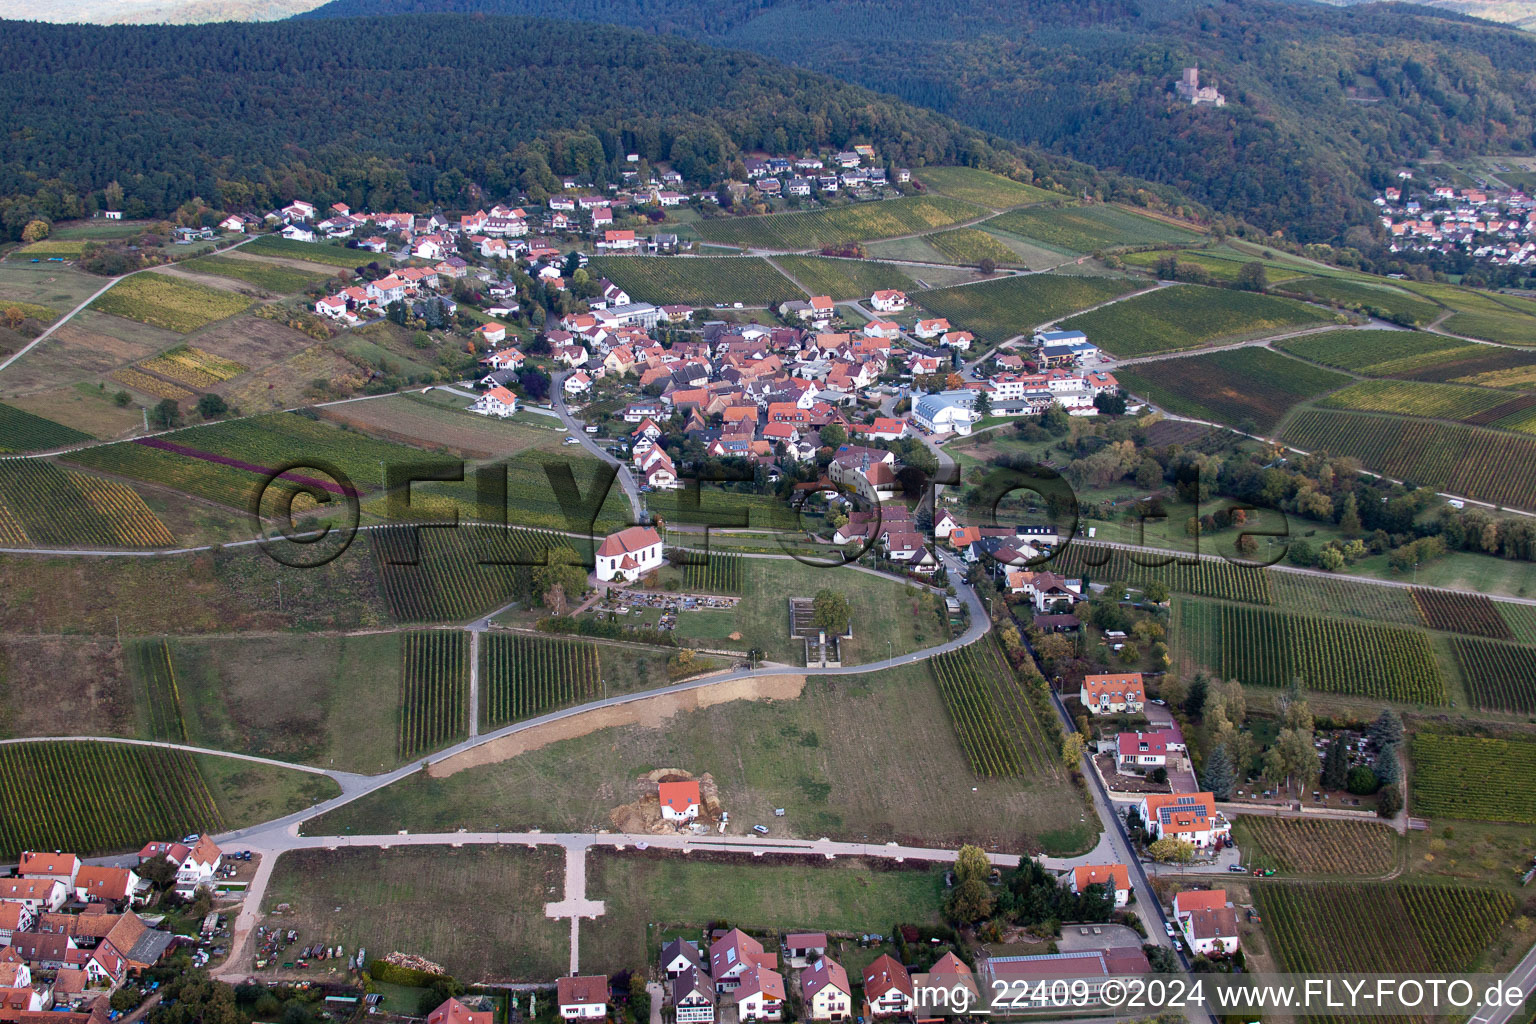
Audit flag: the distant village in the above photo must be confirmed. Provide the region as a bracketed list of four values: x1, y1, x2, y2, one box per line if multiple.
[223, 160, 1130, 578]
[1374, 173, 1536, 268]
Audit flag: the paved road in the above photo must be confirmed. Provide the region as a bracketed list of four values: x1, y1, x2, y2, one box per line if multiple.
[551, 371, 643, 521]
[1470, 938, 1536, 1024]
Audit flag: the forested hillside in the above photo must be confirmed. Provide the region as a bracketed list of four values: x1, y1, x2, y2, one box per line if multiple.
[0, 13, 1192, 238]
[303, 0, 1536, 241]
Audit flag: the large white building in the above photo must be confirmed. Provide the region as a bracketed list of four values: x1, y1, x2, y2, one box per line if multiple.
[912, 391, 981, 436]
[595, 525, 665, 582]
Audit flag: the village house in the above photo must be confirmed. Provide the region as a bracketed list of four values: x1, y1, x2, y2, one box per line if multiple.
[1080, 673, 1144, 715]
[1117, 729, 1185, 773]
[598, 229, 639, 251]
[801, 957, 852, 1022]
[673, 968, 715, 1024]
[1172, 889, 1239, 955]
[659, 780, 701, 822]
[862, 955, 914, 1018]
[557, 976, 608, 1020]
[662, 939, 707, 979]
[471, 386, 519, 418]
[1071, 864, 1131, 907]
[595, 525, 664, 583]
[1004, 570, 1081, 611]
[17, 855, 78, 889]
[428, 998, 493, 1024]
[0, 881, 64, 915]
[734, 965, 785, 1022]
[869, 289, 908, 312]
[0, 905, 34, 945]
[710, 930, 776, 992]
[782, 933, 827, 965]
[72, 868, 141, 908]
[1141, 793, 1231, 849]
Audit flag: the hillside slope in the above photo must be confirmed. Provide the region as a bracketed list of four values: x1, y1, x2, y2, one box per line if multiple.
[301, 0, 1536, 241]
[0, 13, 1189, 231]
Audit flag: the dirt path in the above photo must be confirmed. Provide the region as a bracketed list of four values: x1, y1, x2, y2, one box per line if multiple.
[430, 673, 807, 776]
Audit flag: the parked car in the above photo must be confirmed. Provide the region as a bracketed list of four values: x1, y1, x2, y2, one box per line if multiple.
[1227, 864, 1247, 873]
[752, 825, 769, 835]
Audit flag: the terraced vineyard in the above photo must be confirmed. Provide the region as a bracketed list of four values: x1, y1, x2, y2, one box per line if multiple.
[1121, 248, 1308, 285]
[0, 461, 175, 547]
[65, 412, 449, 510]
[1256, 882, 1513, 981]
[1239, 817, 1398, 875]
[914, 274, 1139, 345]
[1498, 603, 1536, 644]
[137, 346, 248, 390]
[0, 403, 90, 453]
[1116, 347, 1349, 432]
[91, 271, 253, 333]
[1267, 573, 1422, 625]
[684, 552, 743, 594]
[1410, 733, 1536, 823]
[1282, 409, 1536, 510]
[398, 630, 469, 758]
[1397, 280, 1536, 346]
[1276, 276, 1442, 326]
[481, 633, 601, 728]
[1444, 310, 1536, 345]
[1318, 380, 1514, 423]
[986, 204, 1202, 253]
[1048, 544, 1273, 604]
[370, 524, 575, 622]
[109, 366, 194, 401]
[243, 235, 374, 268]
[916, 167, 1056, 208]
[768, 256, 913, 301]
[924, 228, 1022, 267]
[1059, 284, 1331, 358]
[693, 196, 981, 250]
[1174, 600, 1446, 703]
[929, 639, 1059, 778]
[586, 256, 796, 306]
[126, 639, 189, 742]
[1276, 329, 1483, 375]
[182, 254, 334, 293]
[0, 742, 225, 857]
[1450, 638, 1536, 714]
[1410, 588, 1515, 639]
[1279, 329, 1536, 389]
